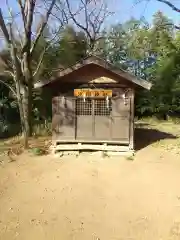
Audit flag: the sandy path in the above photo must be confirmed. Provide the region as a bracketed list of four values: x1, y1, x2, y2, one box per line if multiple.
[0, 147, 180, 240]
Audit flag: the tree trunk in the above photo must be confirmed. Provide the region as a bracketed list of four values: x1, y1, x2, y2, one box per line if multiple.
[23, 52, 33, 137]
[20, 99, 29, 149]
[15, 82, 29, 149]
[19, 86, 33, 148]
[28, 80, 33, 137]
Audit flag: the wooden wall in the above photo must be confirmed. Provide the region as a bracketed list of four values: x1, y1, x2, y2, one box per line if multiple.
[45, 63, 135, 148]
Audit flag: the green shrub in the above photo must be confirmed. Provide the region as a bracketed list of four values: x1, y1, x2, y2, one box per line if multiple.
[30, 147, 45, 156]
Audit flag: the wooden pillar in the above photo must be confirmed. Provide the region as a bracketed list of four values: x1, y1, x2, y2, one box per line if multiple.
[129, 89, 135, 150]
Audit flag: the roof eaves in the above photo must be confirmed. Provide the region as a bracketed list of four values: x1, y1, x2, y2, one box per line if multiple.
[34, 55, 152, 90]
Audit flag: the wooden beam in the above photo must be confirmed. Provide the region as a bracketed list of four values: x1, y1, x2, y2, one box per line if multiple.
[81, 83, 129, 88]
[52, 139, 129, 145]
[53, 144, 130, 152]
[129, 89, 135, 150]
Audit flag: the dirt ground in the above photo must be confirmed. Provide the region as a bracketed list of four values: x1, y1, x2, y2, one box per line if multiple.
[1, 122, 180, 239]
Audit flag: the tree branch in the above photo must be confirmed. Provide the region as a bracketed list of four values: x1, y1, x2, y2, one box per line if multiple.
[0, 78, 17, 98]
[52, 0, 93, 28]
[157, 0, 180, 12]
[0, 9, 11, 44]
[6, 0, 23, 46]
[30, 0, 56, 55]
[80, 0, 89, 33]
[135, 0, 180, 30]
[20, 0, 36, 56]
[88, 3, 109, 43]
[65, 0, 93, 42]
[33, 28, 62, 78]
[17, 0, 26, 32]
[174, 25, 180, 30]
[51, 1, 68, 26]
[26, 0, 36, 36]
[0, 9, 22, 84]
[4, 70, 14, 78]
[33, 46, 47, 78]
[8, 23, 23, 86]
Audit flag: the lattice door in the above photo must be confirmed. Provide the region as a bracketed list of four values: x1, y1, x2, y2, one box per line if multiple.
[75, 99, 93, 139]
[94, 99, 112, 140]
[75, 98, 112, 140]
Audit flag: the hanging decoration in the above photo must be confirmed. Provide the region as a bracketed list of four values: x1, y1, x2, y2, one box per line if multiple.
[83, 93, 86, 102]
[121, 89, 130, 105]
[122, 93, 126, 105]
[106, 96, 109, 109]
[61, 96, 65, 105]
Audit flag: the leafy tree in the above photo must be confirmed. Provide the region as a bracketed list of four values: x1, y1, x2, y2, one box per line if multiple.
[54, 26, 87, 68]
[33, 25, 88, 122]
[98, 12, 180, 119]
[146, 12, 179, 118]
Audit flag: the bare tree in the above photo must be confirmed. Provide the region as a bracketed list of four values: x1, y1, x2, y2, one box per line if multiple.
[0, 0, 112, 147]
[0, 0, 56, 148]
[55, 0, 113, 53]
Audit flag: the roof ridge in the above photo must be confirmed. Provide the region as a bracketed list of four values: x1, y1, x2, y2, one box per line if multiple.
[34, 55, 152, 90]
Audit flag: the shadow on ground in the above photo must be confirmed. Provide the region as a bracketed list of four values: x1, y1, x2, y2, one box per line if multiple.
[135, 123, 177, 151]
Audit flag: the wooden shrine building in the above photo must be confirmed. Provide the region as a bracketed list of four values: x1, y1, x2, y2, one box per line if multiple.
[35, 55, 151, 153]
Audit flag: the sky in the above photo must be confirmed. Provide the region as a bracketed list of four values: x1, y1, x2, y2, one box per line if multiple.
[1, 0, 180, 27]
[109, 0, 180, 25]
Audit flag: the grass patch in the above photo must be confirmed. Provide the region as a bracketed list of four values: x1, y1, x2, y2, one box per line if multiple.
[136, 118, 180, 154]
[136, 118, 180, 136]
[0, 136, 52, 158]
[29, 147, 47, 156]
[126, 155, 134, 161]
